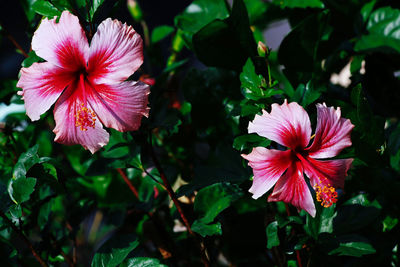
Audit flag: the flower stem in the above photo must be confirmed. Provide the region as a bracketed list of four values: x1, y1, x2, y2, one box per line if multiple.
[0, 211, 48, 267]
[140, 21, 150, 47]
[149, 146, 193, 235]
[117, 168, 139, 199]
[149, 140, 210, 267]
[0, 23, 29, 58]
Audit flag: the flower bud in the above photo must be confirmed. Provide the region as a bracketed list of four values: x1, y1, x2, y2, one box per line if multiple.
[257, 41, 268, 57]
[127, 0, 143, 22]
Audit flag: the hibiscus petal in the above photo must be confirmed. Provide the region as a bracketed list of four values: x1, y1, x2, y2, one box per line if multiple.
[242, 148, 292, 199]
[16, 62, 74, 121]
[248, 100, 311, 149]
[268, 161, 316, 217]
[307, 103, 354, 158]
[32, 11, 88, 70]
[87, 18, 143, 85]
[53, 82, 109, 154]
[301, 156, 353, 189]
[86, 81, 150, 132]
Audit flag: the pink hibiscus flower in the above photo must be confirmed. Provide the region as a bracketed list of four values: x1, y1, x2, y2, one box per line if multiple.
[242, 100, 354, 217]
[17, 11, 150, 153]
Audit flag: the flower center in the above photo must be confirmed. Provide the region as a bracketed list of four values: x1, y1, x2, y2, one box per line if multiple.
[313, 177, 338, 208]
[75, 103, 96, 131]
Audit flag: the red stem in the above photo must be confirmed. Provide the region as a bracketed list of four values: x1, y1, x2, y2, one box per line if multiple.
[0, 211, 48, 267]
[117, 168, 139, 199]
[149, 143, 210, 267]
[149, 148, 193, 235]
[0, 23, 29, 58]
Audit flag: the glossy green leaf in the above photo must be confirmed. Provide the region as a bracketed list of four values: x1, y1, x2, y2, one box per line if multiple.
[266, 221, 280, 249]
[90, 0, 105, 19]
[278, 12, 328, 85]
[233, 134, 270, 151]
[9, 205, 22, 219]
[383, 216, 398, 232]
[360, 0, 377, 23]
[194, 182, 243, 224]
[355, 7, 400, 54]
[38, 199, 53, 230]
[191, 220, 222, 237]
[91, 234, 139, 267]
[328, 235, 376, 257]
[240, 58, 282, 101]
[291, 82, 321, 107]
[305, 204, 336, 239]
[13, 145, 40, 179]
[121, 257, 167, 267]
[32, 0, 61, 17]
[192, 0, 258, 71]
[334, 194, 381, 234]
[22, 51, 43, 68]
[8, 177, 37, 204]
[175, 0, 229, 44]
[244, 0, 267, 24]
[273, 0, 324, 8]
[151, 25, 175, 43]
[19, 0, 37, 22]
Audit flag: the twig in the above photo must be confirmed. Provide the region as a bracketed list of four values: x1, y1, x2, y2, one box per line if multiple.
[0, 23, 29, 58]
[117, 167, 180, 262]
[0, 211, 48, 267]
[117, 168, 139, 198]
[149, 146, 193, 235]
[49, 235, 74, 267]
[140, 21, 150, 47]
[149, 136, 210, 267]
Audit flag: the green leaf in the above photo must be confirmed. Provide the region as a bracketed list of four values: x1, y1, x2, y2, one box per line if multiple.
[360, 0, 377, 23]
[38, 199, 53, 230]
[355, 7, 400, 54]
[9, 205, 22, 219]
[240, 58, 283, 100]
[192, 0, 258, 71]
[90, 0, 105, 20]
[151, 25, 175, 43]
[91, 234, 139, 267]
[278, 12, 328, 85]
[233, 134, 270, 151]
[32, 0, 61, 17]
[19, 0, 37, 23]
[266, 221, 280, 249]
[175, 0, 229, 45]
[194, 183, 243, 224]
[121, 257, 167, 267]
[328, 235, 376, 257]
[13, 145, 40, 179]
[383, 216, 398, 232]
[51, 0, 73, 11]
[244, 0, 267, 24]
[276, 215, 303, 228]
[305, 204, 336, 239]
[191, 220, 222, 237]
[291, 82, 321, 107]
[333, 194, 381, 234]
[273, 0, 324, 8]
[8, 177, 37, 204]
[22, 51, 43, 68]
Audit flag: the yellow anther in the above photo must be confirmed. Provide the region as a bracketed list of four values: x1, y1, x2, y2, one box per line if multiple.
[75, 103, 96, 131]
[314, 177, 338, 208]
